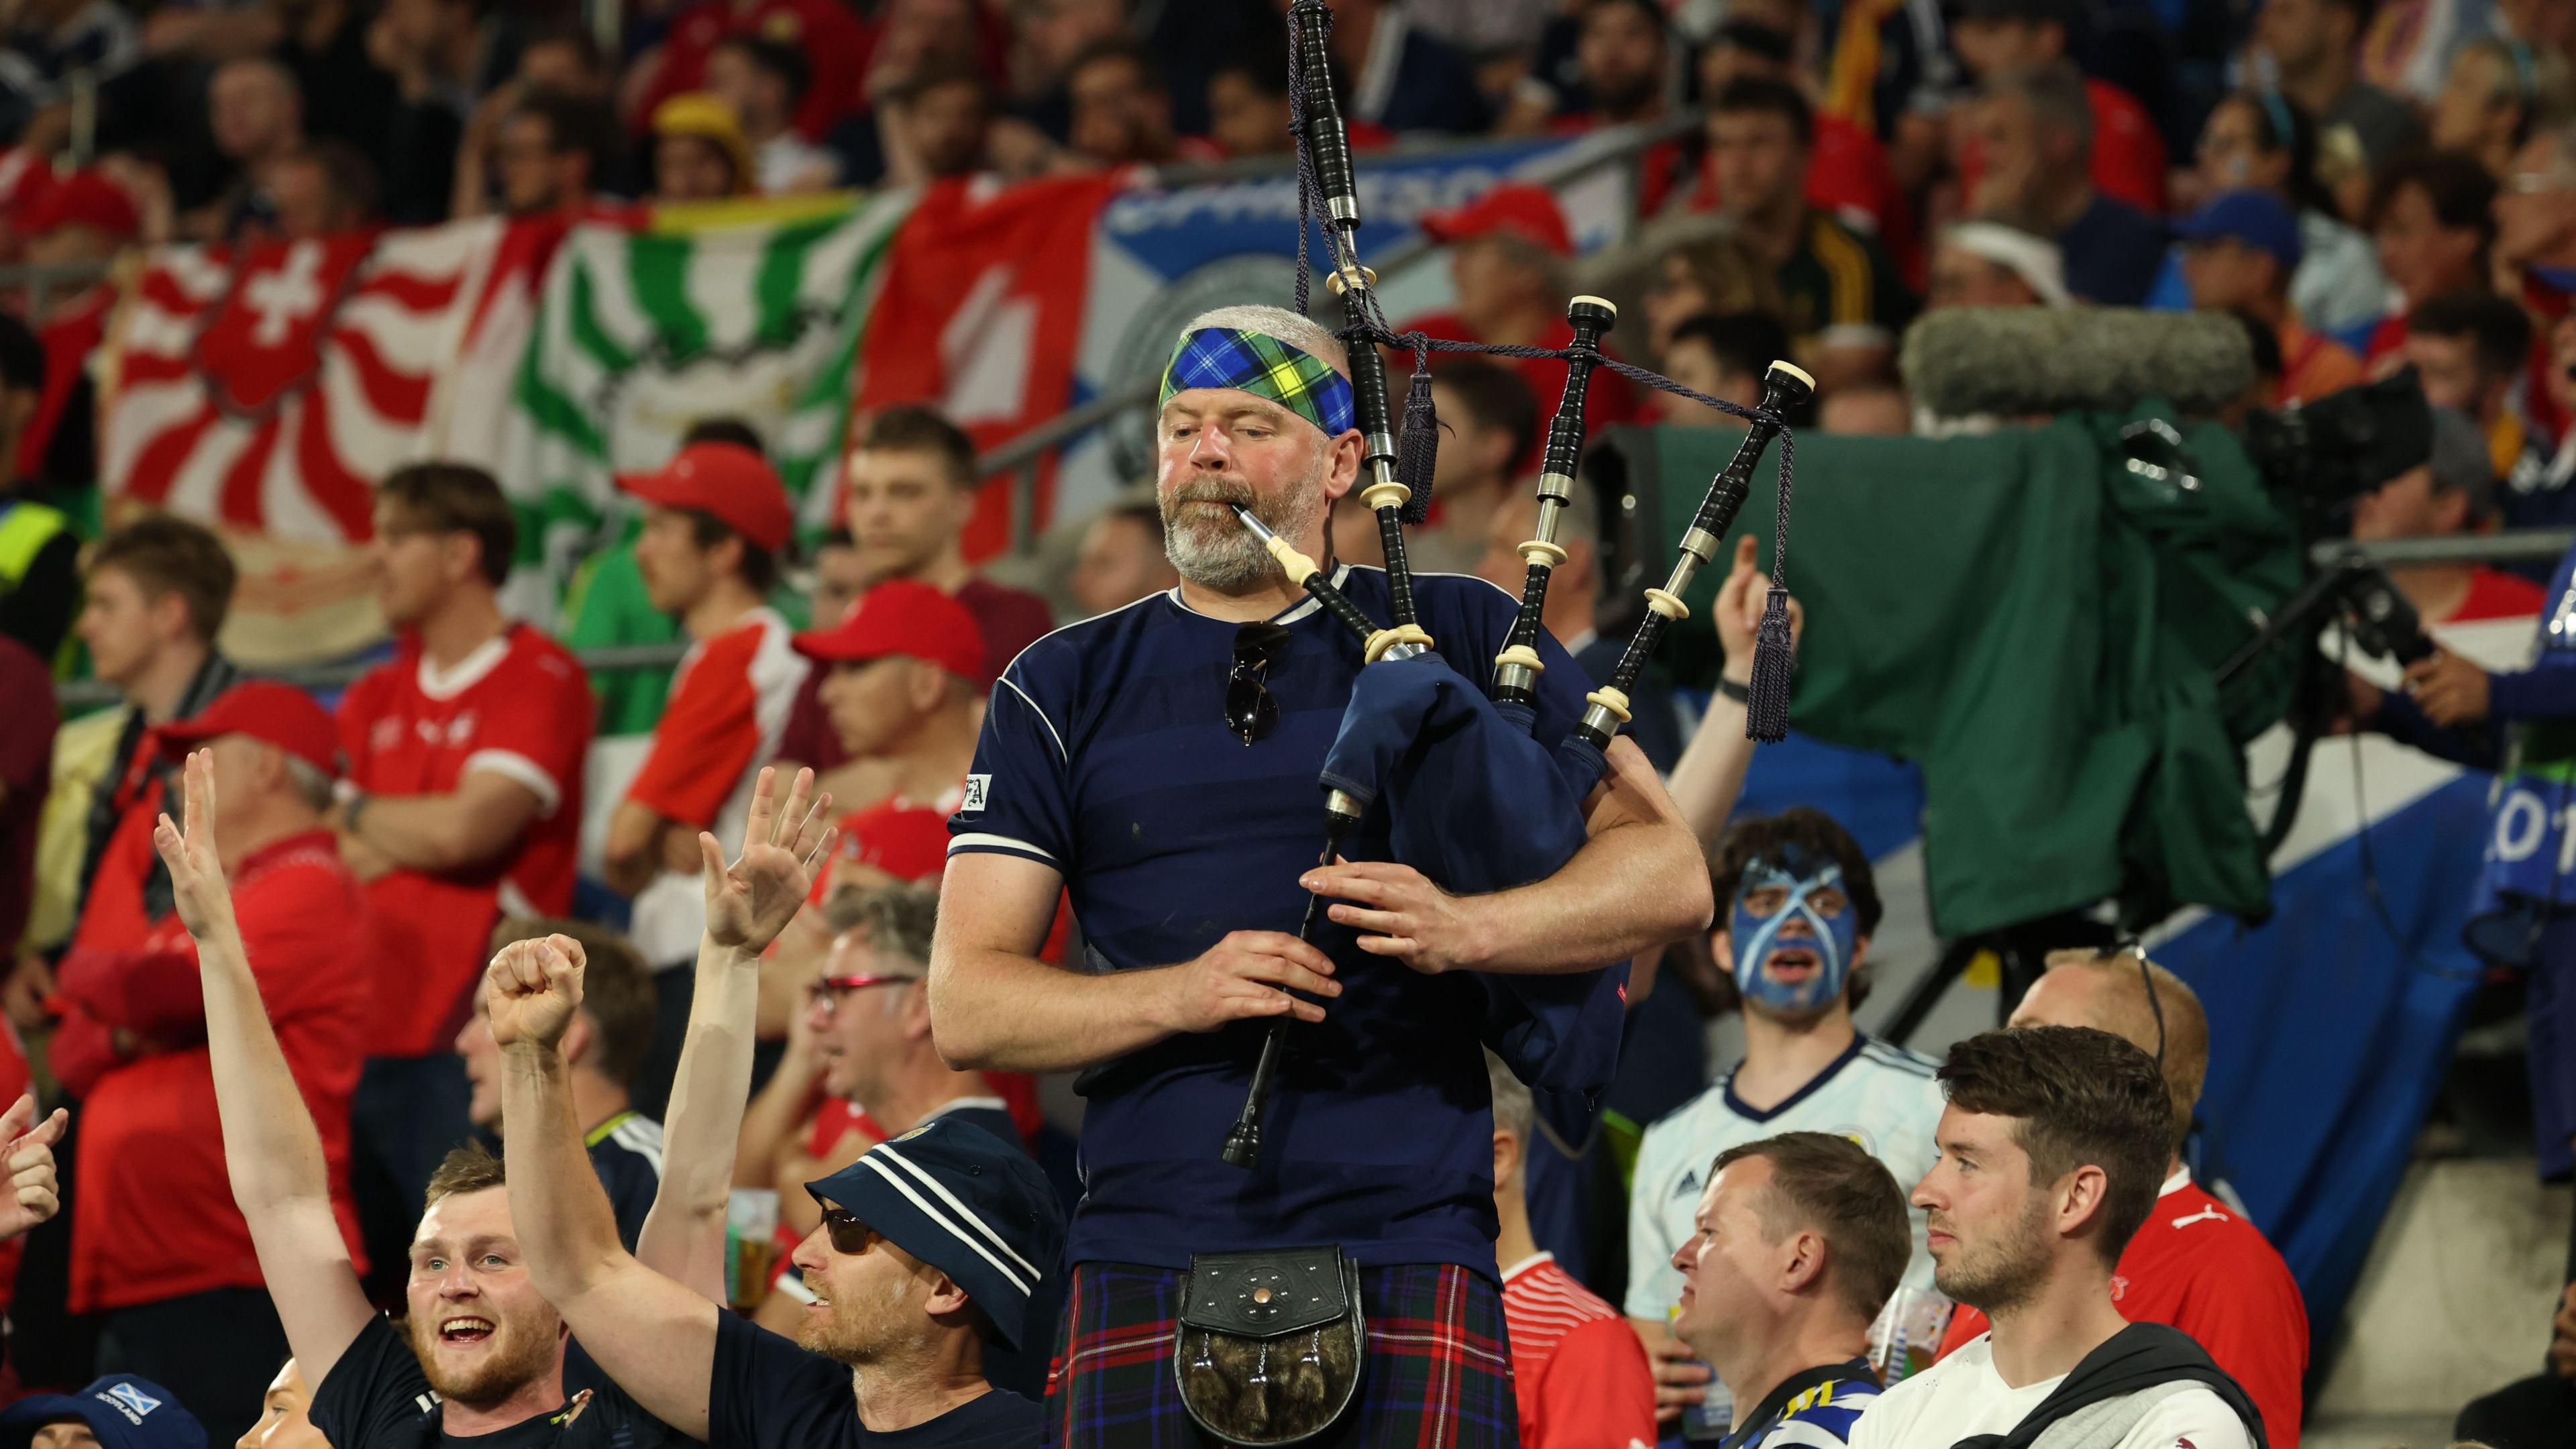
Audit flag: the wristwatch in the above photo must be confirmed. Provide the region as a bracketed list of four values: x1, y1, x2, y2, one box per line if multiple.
[1714, 676, 1751, 705]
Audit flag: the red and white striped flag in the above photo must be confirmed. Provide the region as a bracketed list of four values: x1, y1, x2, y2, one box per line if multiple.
[98, 216, 557, 661]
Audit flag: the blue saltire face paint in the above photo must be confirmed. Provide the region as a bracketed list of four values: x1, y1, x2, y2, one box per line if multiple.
[1728, 860, 1857, 1013]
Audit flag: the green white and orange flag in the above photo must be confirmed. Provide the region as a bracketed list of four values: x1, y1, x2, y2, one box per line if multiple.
[502, 191, 915, 606]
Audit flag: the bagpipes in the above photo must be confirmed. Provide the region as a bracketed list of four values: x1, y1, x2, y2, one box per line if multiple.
[1219, 0, 1813, 1169]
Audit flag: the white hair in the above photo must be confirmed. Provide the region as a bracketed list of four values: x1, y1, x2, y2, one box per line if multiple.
[283, 755, 335, 812]
[1183, 305, 1349, 375]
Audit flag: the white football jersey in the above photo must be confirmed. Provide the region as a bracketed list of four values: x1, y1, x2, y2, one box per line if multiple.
[1626, 1034, 1949, 1320]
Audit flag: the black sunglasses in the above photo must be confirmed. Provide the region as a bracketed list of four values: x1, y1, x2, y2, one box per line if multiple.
[1227, 623, 1293, 745]
[820, 1208, 880, 1256]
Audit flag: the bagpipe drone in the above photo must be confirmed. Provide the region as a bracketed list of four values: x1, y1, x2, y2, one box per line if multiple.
[1218, 0, 1813, 1170]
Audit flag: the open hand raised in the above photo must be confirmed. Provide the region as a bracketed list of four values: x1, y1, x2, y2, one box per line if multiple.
[1713, 535, 1803, 688]
[152, 749, 234, 941]
[0, 1093, 68, 1242]
[700, 766, 836, 955]
[486, 934, 587, 1051]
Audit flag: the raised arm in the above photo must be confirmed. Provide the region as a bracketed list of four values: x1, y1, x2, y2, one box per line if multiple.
[153, 750, 375, 1384]
[635, 767, 835, 1300]
[929, 852, 1344, 1073]
[1666, 535, 1805, 846]
[492, 936, 722, 1442]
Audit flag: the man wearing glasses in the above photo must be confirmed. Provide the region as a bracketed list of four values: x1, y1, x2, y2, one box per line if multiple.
[930, 303, 1711, 1442]
[800, 885, 1016, 1150]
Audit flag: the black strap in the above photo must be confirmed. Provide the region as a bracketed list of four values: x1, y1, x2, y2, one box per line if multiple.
[1949, 1324, 2269, 1449]
[1713, 1360, 1871, 1449]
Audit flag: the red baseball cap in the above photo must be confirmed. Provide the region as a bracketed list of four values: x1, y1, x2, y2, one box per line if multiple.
[794, 578, 985, 679]
[805, 800, 953, 904]
[617, 442, 795, 551]
[22, 170, 139, 240]
[158, 682, 340, 775]
[1420, 182, 1573, 258]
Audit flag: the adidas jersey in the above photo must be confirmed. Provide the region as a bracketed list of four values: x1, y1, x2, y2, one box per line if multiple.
[1627, 1034, 1946, 1321]
[586, 1110, 665, 1252]
[1727, 1360, 1882, 1449]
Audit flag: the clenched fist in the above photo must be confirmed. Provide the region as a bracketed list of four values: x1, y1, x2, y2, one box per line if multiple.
[486, 934, 588, 1051]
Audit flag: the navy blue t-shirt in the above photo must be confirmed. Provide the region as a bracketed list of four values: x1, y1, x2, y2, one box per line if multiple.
[586, 1111, 665, 1252]
[309, 1314, 686, 1449]
[950, 566, 1595, 1275]
[708, 1311, 1040, 1449]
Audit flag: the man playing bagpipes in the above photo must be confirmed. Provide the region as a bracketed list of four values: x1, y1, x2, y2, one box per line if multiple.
[926, 303, 1712, 1446]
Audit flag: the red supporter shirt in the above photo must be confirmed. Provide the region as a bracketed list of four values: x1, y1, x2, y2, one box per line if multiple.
[779, 577, 1055, 771]
[2447, 568, 2548, 623]
[339, 625, 595, 1059]
[1407, 314, 1643, 474]
[1957, 78, 2167, 218]
[21, 289, 107, 483]
[53, 830, 370, 1313]
[0, 637, 54, 957]
[72, 771, 168, 958]
[1934, 1172, 2308, 1449]
[1503, 1253, 1656, 1449]
[627, 609, 810, 964]
[2522, 272, 2571, 453]
[641, 0, 867, 140]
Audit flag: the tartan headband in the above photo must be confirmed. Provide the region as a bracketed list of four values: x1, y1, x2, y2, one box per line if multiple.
[1159, 327, 1358, 437]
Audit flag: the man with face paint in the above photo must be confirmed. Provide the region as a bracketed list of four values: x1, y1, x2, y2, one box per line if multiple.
[1626, 808, 1947, 1443]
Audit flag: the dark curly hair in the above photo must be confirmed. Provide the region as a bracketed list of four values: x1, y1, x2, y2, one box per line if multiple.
[1706, 806, 1882, 936]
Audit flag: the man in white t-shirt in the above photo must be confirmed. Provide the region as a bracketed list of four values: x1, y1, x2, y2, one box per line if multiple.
[1848, 1027, 2263, 1449]
[1627, 808, 1946, 1438]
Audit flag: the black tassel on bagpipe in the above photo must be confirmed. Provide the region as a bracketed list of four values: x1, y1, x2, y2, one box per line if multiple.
[1572, 360, 1814, 753]
[1394, 360, 1438, 525]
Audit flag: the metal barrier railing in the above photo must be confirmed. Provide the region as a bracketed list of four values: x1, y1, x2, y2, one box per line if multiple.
[2328, 532, 2576, 566]
[49, 532, 2576, 712]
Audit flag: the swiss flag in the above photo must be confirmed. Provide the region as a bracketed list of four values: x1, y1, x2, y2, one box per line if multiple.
[187, 234, 408, 417]
[851, 174, 1120, 561]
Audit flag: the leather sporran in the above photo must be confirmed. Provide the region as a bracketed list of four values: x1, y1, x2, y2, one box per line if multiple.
[1173, 1248, 1364, 1447]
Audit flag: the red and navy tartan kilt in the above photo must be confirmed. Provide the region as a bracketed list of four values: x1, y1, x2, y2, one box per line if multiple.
[1044, 1260, 1521, 1448]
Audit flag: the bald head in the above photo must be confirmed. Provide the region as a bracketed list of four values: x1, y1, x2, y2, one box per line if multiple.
[2008, 950, 2209, 1158]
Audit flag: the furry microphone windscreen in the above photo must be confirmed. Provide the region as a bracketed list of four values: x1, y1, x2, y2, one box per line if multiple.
[1900, 308, 2257, 420]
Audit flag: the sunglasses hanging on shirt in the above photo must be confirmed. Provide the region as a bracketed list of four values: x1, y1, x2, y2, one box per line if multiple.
[1227, 622, 1293, 745]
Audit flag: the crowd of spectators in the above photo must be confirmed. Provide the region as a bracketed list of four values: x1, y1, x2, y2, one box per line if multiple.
[4, 0, 2576, 1448]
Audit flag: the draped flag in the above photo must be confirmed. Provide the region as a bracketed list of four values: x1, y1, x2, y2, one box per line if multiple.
[506, 192, 915, 603]
[1053, 136, 1605, 528]
[852, 174, 1120, 561]
[99, 215, 558, 661]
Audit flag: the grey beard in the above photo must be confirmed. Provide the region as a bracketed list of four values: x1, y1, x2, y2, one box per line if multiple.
[1161, 458, 1329, 590]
